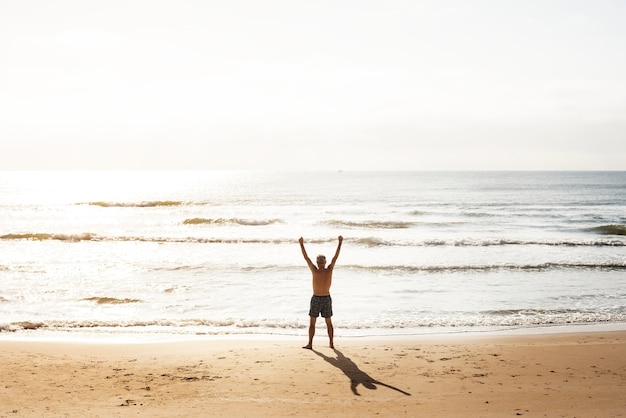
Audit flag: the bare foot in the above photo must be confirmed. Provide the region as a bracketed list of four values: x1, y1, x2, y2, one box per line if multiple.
[302, 344, 312, 349]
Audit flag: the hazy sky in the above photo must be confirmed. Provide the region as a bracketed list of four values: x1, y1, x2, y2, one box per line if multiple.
[1, 0, 625, 170]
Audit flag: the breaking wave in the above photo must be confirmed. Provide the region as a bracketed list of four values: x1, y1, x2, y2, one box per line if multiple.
[183, 218, 283, 226]
[0, 233, 294, 244]
[82, 297, 142, 305]
[3, 311, 626, 334]
[345, 262, 626, 273]
[590, 224, 626, 236]
[0, 318, 307, 333]
[0, 233, 96, 241]
[353, 237, 626, 247]
[85, 200, 185, 208]
[421, 238, 626, 247]
[1, 233, 624, 247]
[323, 220, 416, 229]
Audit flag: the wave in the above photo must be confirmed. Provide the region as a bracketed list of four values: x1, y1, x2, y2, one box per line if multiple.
[354, 237, 626, 247]
[484, 308, 582, 316]
[3, 311, 626, 333]
[475, 308, 626, 327]
[0, 318, 307, 333]
[425, 238, 626, 247]
[5, 321, 44, 330]
[183, 217, 283, 226]
[85, 200, 185, 208]
[0, 233, 96, 241]
[462, 211, 496, 218]
[323, 219, 471, 230]
[346, 262, 626, 273]
[1, 233, 625, 247]
[0, 233, 294, 244]
[354, 237, 394, 247]
[82, 297, 142, 305]
[323, 220, 416, 229]
[589, 224, 626, 236]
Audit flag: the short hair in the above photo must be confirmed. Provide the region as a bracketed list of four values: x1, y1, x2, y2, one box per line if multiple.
[316, 255, 326, 264]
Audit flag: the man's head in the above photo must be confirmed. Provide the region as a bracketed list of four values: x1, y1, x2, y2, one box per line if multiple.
[316, 255, 326, 267]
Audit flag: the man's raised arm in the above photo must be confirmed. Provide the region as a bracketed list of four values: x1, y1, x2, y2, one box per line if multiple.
[328, 235, 343, 269]
[299, 237, 316, 271]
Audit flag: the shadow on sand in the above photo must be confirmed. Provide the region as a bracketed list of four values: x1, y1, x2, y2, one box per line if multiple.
[312, 348, 411, 396]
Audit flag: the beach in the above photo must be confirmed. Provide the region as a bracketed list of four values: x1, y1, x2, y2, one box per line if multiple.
[2, 171, 625, 416]
[1, 330, 625, 417]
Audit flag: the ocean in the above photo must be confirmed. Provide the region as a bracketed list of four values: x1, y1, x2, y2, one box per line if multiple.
[1, 171, 625, 341]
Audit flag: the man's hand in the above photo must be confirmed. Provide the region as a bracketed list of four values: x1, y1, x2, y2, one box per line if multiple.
[299, 237, 304, 245]
[338, 235, 343, 243]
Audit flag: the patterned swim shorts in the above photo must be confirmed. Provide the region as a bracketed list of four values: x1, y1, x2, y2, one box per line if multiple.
[309, 295, 333, 318]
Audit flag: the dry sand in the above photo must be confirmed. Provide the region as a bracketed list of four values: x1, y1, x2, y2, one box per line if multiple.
[1, 331, 625, 417]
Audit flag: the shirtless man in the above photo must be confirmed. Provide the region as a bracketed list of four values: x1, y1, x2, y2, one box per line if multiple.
[299, 235, 343, 349]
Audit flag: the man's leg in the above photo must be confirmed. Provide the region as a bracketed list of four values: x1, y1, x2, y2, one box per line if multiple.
[325, 317, 334, 348]
[303, 316, 316, 349]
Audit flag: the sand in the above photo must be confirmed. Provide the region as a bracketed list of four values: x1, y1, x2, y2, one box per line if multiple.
[1, 331, 625, 417]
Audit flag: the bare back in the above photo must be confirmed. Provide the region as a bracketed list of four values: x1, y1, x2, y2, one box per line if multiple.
[310, 266, 333, 296]
[299, 236, 343, 296]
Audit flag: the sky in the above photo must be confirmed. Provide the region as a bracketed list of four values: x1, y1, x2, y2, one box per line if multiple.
[1, 0, 625, 170]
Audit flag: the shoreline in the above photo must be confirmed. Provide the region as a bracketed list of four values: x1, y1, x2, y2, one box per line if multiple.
[2, 328, 625, 416]
[2, 321, 626, 344]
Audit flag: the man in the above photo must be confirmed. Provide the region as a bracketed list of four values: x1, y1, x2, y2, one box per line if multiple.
[299, 235, 343, 349]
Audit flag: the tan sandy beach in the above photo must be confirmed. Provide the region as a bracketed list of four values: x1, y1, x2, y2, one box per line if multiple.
[1, 331, 625, 417]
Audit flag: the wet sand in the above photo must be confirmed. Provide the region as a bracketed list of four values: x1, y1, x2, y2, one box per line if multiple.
[1, 331, 625, 417]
